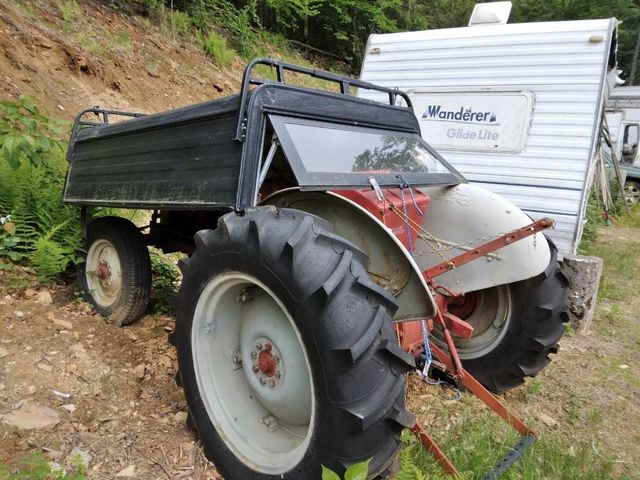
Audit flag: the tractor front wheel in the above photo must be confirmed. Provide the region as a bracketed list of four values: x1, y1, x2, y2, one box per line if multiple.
[172, 207, 415, 479]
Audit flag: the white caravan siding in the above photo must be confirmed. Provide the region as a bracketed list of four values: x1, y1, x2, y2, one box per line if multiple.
[360, 19, 616, 256]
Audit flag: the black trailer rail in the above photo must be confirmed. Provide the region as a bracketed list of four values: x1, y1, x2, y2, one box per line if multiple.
[234, 58, 413, 141]
[67, 108, 146, 161]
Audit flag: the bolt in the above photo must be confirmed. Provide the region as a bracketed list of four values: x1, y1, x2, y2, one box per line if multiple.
[204, 324, 215, 335]
[275, 371, 281, 380]
[251, 351, 257, 360]
[268, 379, 276, 388]
[259, 377, 266, 385]
[273, 355, 280, 364]
[252, 365, 259, 373]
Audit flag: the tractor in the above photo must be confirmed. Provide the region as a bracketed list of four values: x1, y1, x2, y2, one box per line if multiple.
[64, 59, 568, 478]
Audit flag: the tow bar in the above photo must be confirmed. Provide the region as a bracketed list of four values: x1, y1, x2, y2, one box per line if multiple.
[410, 217, 554, 478]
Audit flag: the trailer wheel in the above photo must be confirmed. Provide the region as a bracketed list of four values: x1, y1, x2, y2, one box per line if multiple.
[624, 180, 640, 204]
[79, 217, 151, 326]
[444, 240, 568, 392]
[172, 207, 415, 479]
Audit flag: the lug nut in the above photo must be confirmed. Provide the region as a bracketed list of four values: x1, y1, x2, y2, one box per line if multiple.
[256, 343, 263, 350]
[264, 343, 272, 352]
[268, 379, 276, 388]
[259, 377, 266, 385]
[273, 355, 280, 364]
[252, 365, 259, 373]
[275, 371, 281, 379]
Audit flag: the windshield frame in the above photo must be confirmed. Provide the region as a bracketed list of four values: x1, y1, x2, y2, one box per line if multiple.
[269, 114, 465, 189]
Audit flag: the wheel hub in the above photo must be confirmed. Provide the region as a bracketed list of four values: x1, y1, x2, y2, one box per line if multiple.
[85, 239, 122, 307]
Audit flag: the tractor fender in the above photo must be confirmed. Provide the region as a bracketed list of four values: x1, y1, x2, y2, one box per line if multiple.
[417, 183, 551, 294]
[264, 189, 436, 322]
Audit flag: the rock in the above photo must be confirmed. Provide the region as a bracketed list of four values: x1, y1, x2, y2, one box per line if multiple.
[174, 411, 188, 423]
[560, 255, 604, 334]
[115, 465, 135, 477]
[0, 347, 9, 358]
[536, 412, 557, 427]
[619, 364, 630, 370]
[52, 318, 73, 330]
[68, 447, 91, 468]
[1, 403, 60, 429]
[36, 290, 53, 305]
[24, 288, 38, 299]
[14, 310, 25, 318]
[132, 364, 146, 380]
[62, 404, 77, 412]
[37, 363, 53, 372]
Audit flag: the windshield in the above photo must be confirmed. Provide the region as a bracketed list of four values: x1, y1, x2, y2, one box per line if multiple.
[283, 122, 452, 174]
[269, 115, 463, 188]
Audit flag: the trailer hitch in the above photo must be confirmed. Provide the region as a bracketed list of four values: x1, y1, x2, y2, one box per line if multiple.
[408, 217, 554, 477]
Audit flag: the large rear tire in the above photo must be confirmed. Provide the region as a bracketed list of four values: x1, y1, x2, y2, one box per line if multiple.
[445, 240, 569, 392]
[172, 207, 415, 479]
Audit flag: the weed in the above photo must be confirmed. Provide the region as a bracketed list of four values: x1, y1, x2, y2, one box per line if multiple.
[522, 377, 543, 401]
[149, 248, 181, 314]
[321, 460, 369, 480]
[203, 31, 236, 67]
[57, 0, 81, 32]
[111, 31, 131, 49]
[0, 452, 86, 479]
[77, 34, 104, 54]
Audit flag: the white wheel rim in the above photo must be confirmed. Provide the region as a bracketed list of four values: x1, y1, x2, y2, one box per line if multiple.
[191, 272, 315, 474]
[624, 182, 640, 204]
[85, 239, 122, 307]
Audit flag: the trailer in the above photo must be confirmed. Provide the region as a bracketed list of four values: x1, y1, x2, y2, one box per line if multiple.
[359, 12, 619, 255]
[605, 86, 640, 203]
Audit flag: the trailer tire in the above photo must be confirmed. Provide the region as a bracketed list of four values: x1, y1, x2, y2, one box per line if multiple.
[624, 180, 640, 204]
[79, 216, 151, 326]
[172, 207, 415, 479]
[449, 240, 568, 392]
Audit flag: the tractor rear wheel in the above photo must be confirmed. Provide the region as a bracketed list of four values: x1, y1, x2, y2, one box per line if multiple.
[444, 241, 568, 392]
[172, 207, 415, 479]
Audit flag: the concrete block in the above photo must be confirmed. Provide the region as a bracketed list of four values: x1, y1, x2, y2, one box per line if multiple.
[560, 255, 604, 335]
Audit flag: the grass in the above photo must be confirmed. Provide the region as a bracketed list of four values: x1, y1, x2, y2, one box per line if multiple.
[203, 31, 236, 67]
[396, 410, 618, 480]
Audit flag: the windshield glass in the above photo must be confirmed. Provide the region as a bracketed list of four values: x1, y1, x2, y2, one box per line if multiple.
[282, 122, 452, 174]
[268, 114, 463, 188]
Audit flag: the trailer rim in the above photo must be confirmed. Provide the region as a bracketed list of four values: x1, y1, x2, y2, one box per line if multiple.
[191, 271, 315, 474]
[85, 238, 122, 308]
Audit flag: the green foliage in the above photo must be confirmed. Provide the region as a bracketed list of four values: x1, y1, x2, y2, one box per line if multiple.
[321, 460, 370, 480]
[204, 31, 236, 66]
[149, 248, 181, 314]
[0, 96, 66, 170]
[0, 452, 86, 480]
[0, 97, 83, 280]
[57, 0, 81, 31]
[397, 411, 617, 479]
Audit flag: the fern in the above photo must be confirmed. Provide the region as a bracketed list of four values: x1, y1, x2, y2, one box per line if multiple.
[0, 97, 83, 279]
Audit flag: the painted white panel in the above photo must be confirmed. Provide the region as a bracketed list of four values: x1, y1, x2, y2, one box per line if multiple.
[360, 18, 616, 256]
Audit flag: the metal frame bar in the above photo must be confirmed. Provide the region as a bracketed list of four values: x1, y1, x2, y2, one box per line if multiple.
[234, 58, 414, 141]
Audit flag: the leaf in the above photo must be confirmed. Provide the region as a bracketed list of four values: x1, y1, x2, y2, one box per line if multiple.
[344, 459, 370, 480]
[321, 465, 342, 480]
[3, 221, 16, 235]
[2, 135, 23, 169]
[2, 236, 20, 248]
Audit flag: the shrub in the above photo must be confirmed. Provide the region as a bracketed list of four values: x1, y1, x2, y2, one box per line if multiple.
[0, 97, 83, 280]
[203, 31, 236, 66]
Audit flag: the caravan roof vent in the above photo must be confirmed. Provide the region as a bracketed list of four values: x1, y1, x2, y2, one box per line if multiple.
[468, 1, 512, 26]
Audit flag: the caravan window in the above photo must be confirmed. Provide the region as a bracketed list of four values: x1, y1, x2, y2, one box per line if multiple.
[622, 124, 639, 164]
